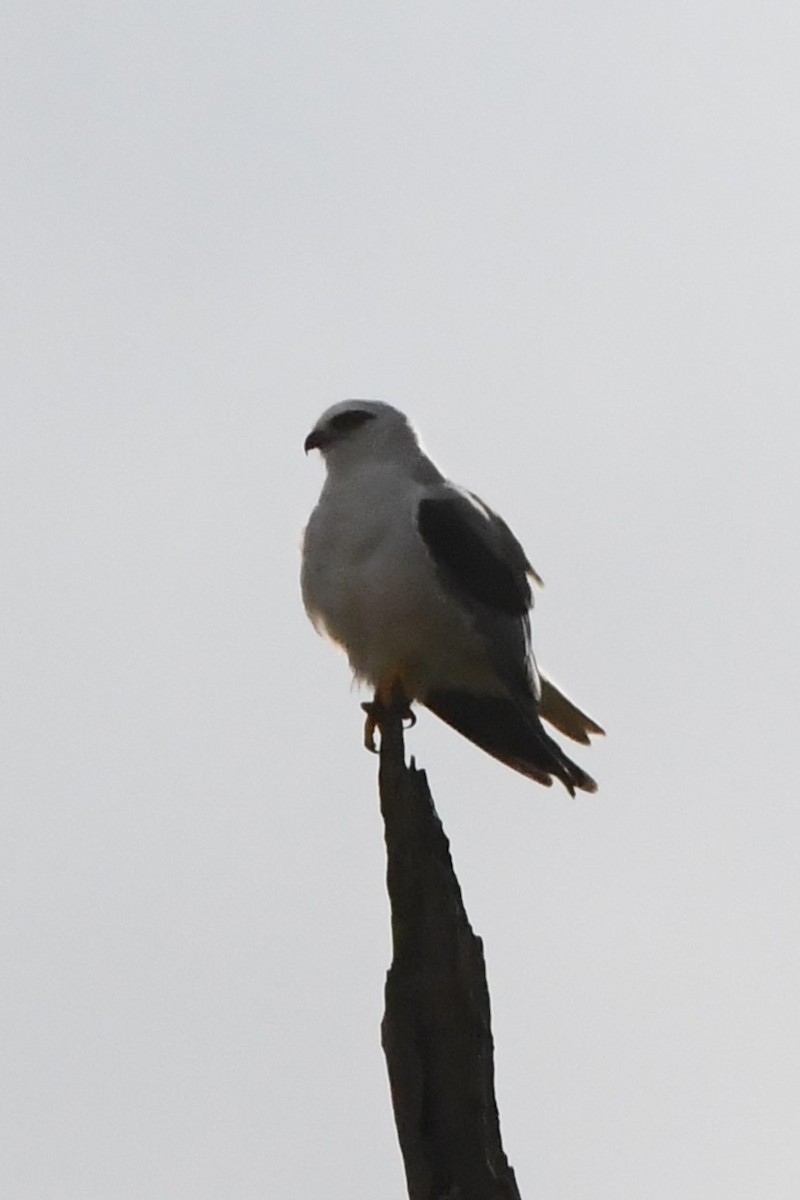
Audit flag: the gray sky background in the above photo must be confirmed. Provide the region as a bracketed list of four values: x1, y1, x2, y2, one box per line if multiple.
[3, 2, 799, 1197]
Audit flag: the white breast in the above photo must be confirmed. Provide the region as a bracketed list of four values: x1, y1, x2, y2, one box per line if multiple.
[301, 463, 495, 697]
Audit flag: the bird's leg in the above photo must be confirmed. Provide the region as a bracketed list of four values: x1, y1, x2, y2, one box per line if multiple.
[360, 680, 416, 753]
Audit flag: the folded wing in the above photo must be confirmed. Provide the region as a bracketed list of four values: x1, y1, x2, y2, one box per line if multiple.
[415, 486, 600, 794]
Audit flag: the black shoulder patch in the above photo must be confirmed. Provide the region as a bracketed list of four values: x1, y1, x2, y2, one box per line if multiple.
[417, 496, 531, 616]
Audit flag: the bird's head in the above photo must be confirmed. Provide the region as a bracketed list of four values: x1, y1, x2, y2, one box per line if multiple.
[304, 400, 422, 470]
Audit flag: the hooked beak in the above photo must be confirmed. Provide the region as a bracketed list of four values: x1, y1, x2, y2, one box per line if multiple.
[304, 428, 326, 454]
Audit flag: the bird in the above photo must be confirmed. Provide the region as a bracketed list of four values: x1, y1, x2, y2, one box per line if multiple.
[301, 400, 603, 795]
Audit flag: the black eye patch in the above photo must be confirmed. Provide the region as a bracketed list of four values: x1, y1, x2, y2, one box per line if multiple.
[329, 409, 376, 435]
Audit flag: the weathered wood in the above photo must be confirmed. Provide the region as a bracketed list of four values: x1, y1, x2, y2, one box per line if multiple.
[377, 708, 522, 1200]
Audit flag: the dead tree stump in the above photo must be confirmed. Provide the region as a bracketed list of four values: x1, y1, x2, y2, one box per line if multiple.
[376, 708, 522, 1200]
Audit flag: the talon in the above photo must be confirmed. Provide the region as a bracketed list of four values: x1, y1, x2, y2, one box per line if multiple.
[360, 685, 417, 753]
[360, 701, 379, 753]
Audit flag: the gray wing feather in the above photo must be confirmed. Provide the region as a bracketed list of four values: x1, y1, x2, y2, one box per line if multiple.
[415, 484, 602, 792]
[415, 485, 541, 699]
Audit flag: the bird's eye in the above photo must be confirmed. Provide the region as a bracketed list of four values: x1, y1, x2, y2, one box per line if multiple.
[329, 410, 376, 435]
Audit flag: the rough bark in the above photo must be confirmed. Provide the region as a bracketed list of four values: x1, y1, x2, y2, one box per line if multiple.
[376, 708, 522, 1200]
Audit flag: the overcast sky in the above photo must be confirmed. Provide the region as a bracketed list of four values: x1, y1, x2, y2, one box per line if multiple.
[3, 2, 799, 1197]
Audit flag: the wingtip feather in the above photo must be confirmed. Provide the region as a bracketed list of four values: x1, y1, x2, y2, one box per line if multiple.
[423, 689, 598, 797]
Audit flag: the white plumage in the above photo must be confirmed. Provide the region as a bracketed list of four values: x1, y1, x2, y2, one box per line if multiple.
[302, 400, 602, 794]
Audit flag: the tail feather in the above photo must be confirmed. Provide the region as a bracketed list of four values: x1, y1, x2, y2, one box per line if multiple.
[423, 689, 597, 796]
[538, 675, 605, 745]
